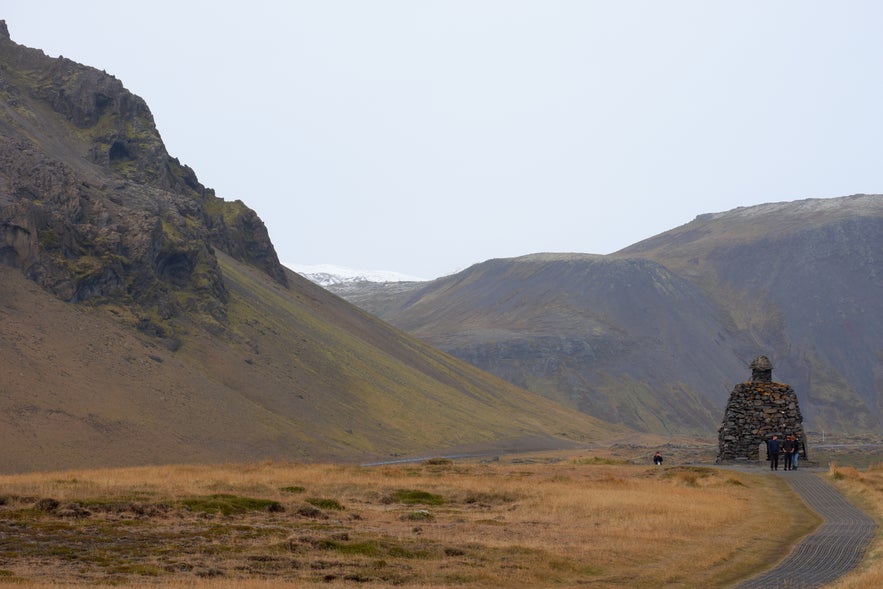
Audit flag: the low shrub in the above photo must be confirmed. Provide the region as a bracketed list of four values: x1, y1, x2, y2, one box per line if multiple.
[305, 497, 345, 511]
[280, 485, 306, 494]
[384, 489, 444, 505]
[179, 494, 283, 516]
[401, 509, 434, 521]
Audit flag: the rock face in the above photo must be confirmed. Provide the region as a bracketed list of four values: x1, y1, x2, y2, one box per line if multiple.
[717, 356, 807, 462]
[0, 21, 287, 338]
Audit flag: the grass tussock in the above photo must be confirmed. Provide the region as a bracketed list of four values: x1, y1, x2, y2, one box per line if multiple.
[305, 497, 345, 511]
[384, 489, 445, 505]
[180, 494, 283, 515]
[0, 457, 817, 588]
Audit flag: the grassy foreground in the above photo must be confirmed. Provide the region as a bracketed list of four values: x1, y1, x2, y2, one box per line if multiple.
[0, 455, 819, 588]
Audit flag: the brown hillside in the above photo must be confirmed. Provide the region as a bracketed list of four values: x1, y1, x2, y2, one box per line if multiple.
[0, 249, 619, 473]
[0, 22, 621, 473]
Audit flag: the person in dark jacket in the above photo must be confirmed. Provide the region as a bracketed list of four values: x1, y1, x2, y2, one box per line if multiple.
[782, 435, 795, 470]
[767, 435, 781, 470]
[653, 451, 663, 465]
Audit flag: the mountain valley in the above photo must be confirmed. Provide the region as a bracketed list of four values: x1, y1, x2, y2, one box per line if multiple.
[323, 196, 883, 437]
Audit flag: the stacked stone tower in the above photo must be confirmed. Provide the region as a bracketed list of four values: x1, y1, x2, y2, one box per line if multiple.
[717, 356, 807, 462]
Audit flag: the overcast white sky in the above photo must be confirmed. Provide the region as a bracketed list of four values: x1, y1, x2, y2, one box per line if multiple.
[5, 2, 883, 279]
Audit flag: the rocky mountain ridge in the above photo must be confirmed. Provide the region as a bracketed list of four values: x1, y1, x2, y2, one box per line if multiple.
[1, 20, 285, 342]
[327, 195, 883, 436]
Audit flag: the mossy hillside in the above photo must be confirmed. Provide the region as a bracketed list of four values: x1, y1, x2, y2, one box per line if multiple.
[181, 253, 620, 460]
[801, 351, 873, 432]
[348, 254, 747, 437]
[521, 367, 715, 437]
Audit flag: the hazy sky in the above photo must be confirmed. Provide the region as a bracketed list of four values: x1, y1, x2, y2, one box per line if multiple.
[5, 2, 883, 279]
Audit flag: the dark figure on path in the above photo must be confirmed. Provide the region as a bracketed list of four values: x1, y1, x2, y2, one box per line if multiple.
[792, 436, 801, 470]
[653, 451, 663, 465]
[782, 435, 795, 470]
[767, 435, 781, 470]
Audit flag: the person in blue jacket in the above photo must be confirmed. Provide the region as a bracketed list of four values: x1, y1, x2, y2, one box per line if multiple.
[782, 435, 795, 471]
[792, 435, 802, 470]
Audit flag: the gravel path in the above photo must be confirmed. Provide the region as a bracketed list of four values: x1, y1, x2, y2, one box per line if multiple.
[734, 469, 877, 589]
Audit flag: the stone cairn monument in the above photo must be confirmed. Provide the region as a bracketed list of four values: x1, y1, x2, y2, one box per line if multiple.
[717, 355, 807, 462]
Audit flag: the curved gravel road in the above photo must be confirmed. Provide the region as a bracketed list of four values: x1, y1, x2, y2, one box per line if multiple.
[734, 469, 876, 589]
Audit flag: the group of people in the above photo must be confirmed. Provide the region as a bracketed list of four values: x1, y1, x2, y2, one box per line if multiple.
[766, 434, 802, 471]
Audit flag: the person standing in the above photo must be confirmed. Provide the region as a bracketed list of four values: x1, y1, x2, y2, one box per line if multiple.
[767, 435, 781, 471]
[782, 435, 795, 470]
[653, 451, 663, 465]
[792, 435, 801, 470]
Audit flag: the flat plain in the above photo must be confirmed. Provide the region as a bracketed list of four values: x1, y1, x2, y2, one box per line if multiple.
[0, 450, 832, 588]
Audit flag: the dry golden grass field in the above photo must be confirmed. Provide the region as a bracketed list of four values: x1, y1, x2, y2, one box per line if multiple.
[0, 451, 839, 588]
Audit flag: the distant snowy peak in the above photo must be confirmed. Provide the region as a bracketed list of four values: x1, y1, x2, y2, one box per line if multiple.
[285, 263, 427, 287]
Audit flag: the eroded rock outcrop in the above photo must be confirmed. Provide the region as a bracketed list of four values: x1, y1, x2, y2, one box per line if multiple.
[0, 20, 287, 338]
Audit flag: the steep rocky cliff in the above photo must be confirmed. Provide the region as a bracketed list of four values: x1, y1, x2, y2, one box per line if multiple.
[0, 21, 286, 340]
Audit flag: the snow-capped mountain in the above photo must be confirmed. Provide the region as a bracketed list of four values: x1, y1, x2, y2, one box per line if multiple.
[285, 263, 427, 287]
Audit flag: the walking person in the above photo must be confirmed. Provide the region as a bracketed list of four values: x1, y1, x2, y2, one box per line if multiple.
[792, 435, 801, 470]
[782, 435, 795, 470]
[767, 435, 781, 471]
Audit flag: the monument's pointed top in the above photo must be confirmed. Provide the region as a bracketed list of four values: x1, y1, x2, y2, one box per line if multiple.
[750, 355, 772, 370]
[750, 355, 773, 382]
